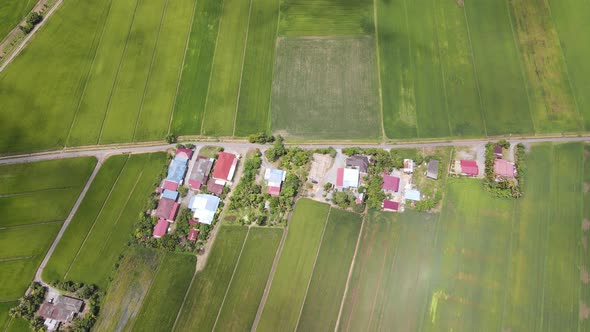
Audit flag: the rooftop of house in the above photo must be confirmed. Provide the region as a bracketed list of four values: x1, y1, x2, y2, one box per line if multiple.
[494, 159, 515, 178]
[336, 168, 360, 188]
[383, 200, 399, 211]
[189, 194, 220, 225]
[346, 155, 369, 173]
[38, 296, 84, 322]
[405, 189, 421, 201]
[153, 219, 168, 238]
[382, 174, 400, 192]
[162, 189, 179, 201]
[166, 158, 188, 184]
[460, 160, 479, 176]
[212, 152, 238, 181]
[175, 148, 193, 160]
[427, 159, 439, 179]
[155, 198, 179, 221]
[188, 156, 214, 189]
[264, 168, 286, 187]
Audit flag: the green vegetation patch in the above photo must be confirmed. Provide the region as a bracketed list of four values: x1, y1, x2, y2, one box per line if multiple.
[234, 0, 280, 136]
[271, 37, 381, 140]
[0, 258, 37, 299]
[215, 227, 283, 331]
[0, 223, 61, 259]
[0, 301, 17, 330]
[201, 0, 252, 136]
[279, 0, 373, 36]
[0, 189, 81, 227]
[257, 199, 330, 332]
[0, 0, 35, 41]
[43, 155, 128, 282]
[173, 226, 249, 332]
[171, 0, 222, 136]
[94, 247, 165, 331]
[298, 208, 362, 331]
[339, 211, 437, 331]
[131, 253, 196, 332]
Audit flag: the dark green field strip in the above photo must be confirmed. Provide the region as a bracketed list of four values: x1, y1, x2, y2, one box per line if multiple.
[0, 0, 35, 41]
[67, 0, 141, 147]
[422, 179, 513, 331]
[548, 0, 590, 130]
[201, 0, 252, 136]
[94, 247, 165, 331]
[0, 157, 96, 195]
[0, 189, 81, 227]
[0, 301, 17, 331]
[133, 0, 195, 142]
[257, 199, 330, 332]
[66, 153, 166, 287]
[131, 253, 196, 332]
[0, 258, 38, 299]
[234, 0, 280, 136]
[297, 209, 362, 332]
[214, 227, 282, 332]
[0, 0, 112, 154]
[171, 0, 222, 136]
[507, 0, 582, 133]
[541, 143, 583, 331]
[42, 155, 128, 282]
[278, 0, 373, 36]
[174, 226, 248, 332]
[0, 223, 61, 259]
[464, 0, 533, 135]
[99, 0, 169, 144]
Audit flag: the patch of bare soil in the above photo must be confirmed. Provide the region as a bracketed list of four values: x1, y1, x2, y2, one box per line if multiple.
[583, 219, 590, 231]
[584, 182, 589, 193]
[457, 0, 464, 7]
[583, 236, 587, 250]
[581, 266, 590, 284]
[580, 301, 590, 321]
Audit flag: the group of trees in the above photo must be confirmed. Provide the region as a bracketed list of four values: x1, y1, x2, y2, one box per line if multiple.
[20, 12, 43, 34]
[483, 141, 524, 198]
[248, 133, 275, 144]
[48, 281, 102, 332]
[9, 282, 47, 331]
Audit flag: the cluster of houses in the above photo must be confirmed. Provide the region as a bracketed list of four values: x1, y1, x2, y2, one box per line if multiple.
[39, 295, 84, 331]
[381, 159, 439, 212]
[152, 149, 241, 241]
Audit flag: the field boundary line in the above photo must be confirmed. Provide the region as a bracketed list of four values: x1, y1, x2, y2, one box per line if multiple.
[0, 186, 78, 198]
[63, 156, 129, 280]
[265, 1, 283, 133]
[64, 0, 115, 147]
[461, 5, 488, 137]
[334, 212, 366, 332]
[537, 144, 554, 331]
[578, 143, 586, 332]
[96, 0, 143, 144]
[0, 256, 34, 263]
[0, 220, 63, 230]
[171, 257, 199, 331]
[167, 0, 200, 135]
[251, 225, 288, 331]
[499, 201, 518, 330]
[293, 207, 331, 332]
[432, 0, 453, 136]
[211, 227, 251, 332]
[503, 0, 537, 133]
[401, 0, 419, 138]
[372, 0, 386, 140]
[543, 0, 584, 131]
[199, 0, 226, 135]
[132, 0, 170, 141]
[231, 0, 255, 136]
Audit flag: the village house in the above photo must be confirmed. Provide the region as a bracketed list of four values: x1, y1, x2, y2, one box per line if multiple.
[175, 148, 193, 161]
[167, 156, 188, 185]
[155, 197, 179, 222]
[382, 173, 400, 193]
[264, 168, 286, 196]
[208, 152, 238, 195]
[405, 189, 421, 201]
[346, 155, 369, 174]
[161, 189, 179, 201]
[39, 296, 84, 331]
[152, 219, 169, 238]
[494, 159, 516, 179]
[427, 159, 439, 179]
[459, 160, 479, 177]
[188, 156, 214, 190]
[403, 159, 414, 174]
[382, 200, 399, 212]
[494, 144, 503, 159]
[188, 194, 220, 225]
[336, 167, 360, 189]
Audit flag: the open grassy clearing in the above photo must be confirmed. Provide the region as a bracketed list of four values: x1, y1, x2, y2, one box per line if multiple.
[0, 0, 35, 41]
[0, 157, 96, 195]
[0, 301, 17, 331]
[233, 0, 280, 136]
[94, 247, 165, 331]
[171, 0, 222, 136]
[0, 189, 82, 227]
[298, 208, 362, 331]
[214, 227, 283, 332]
[339, 211, 437, 332]
[200, 0, 252, 136]
[173, 226, 249, 332]
[0, 0, 112, 154]
[548, 0, 590, 129]
[257, 199, 330, 332]
[278, 0, 373, 36]
[507, 0, 581, 133]
[4, 316, 28, 332]
[0, 223, 61, 259]
[0, 258, 38, 300]
[133, 0, 195, 142]
[63, 153, 166, 287]
[42, 155, 128, 282]
[130, 253, 196, 332]
[271, 36, 381, 140]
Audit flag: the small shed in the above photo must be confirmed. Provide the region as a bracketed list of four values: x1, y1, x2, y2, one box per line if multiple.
[405, 189, 421, 201]
[403, 159, 414, 174]
[153, 219, 169, 238]
[187, 228, 199, 242]
[494, 144, 503, 159]
[383, 200, 399, 212]
[427, 160, 439, 179]
[460, 160, 479, 176]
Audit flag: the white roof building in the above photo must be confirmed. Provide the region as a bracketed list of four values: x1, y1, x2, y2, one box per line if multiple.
[264, 168, 286, 187]
[337, 168, 360, 188]
[188, 194, 220, 225]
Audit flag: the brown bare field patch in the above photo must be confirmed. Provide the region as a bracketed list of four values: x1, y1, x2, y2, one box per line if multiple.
[583, 219, 590, 231]
[581, 266, 590, 284]
[584, 183, 589, 193]
[580, 302, 590, 321]
[583, 236, 587, 250]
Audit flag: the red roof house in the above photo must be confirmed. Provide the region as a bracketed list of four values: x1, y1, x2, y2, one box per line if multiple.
[189, 219, 199, 226]
[155, 198, 179, 222]
[382, 174, 400, 192]
[176, 148, 193, 160]
[267, 186, 281, 196]
[188, 228, 199, 242]
[212, 152, 238, 182]
[494, 144, 503, 159]
[163, 180, 179, 191]
[153, 219, 169, 238]
[383, 200, 399, 211]
[494, 159, 515, 178]
[207, 178, 225, 195]
[336, 168, 344, 187]
[460, 160, 479, 176]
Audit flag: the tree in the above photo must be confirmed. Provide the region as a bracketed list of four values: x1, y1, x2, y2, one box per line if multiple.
[27, 12, 43, 26]
[166, 134, 178, 144]
[178, 186, 188, 197]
